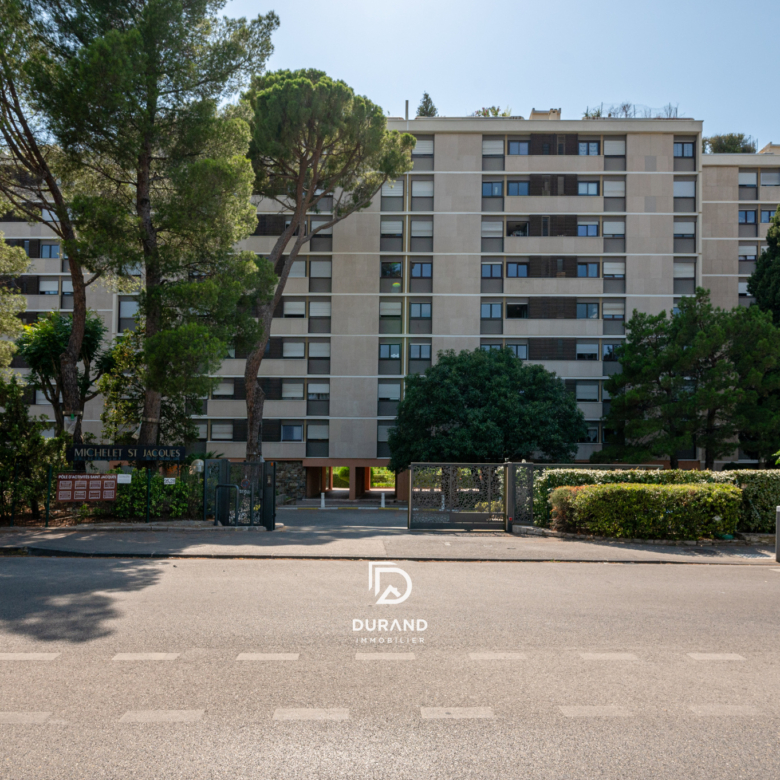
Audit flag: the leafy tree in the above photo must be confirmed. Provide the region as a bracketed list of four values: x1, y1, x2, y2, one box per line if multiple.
[472, 106, 512, 117]
[31, 0, 279, 447]
[387, 348, 587, 471]
[16, 311, 112, 434]
[0, 374, 69, 519]
[243, 68, 415, 459]
[416, 92, 438, 117]
[0, 232, 28, 367]
[748, 206, 780, 323]
[703, 133, 757, 154]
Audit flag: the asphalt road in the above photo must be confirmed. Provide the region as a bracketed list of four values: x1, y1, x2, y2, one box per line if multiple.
[1, 557, 779, 779]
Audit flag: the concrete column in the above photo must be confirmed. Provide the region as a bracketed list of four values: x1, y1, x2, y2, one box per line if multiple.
[349, 467, 367, 500]
[395, 470, 410, 502]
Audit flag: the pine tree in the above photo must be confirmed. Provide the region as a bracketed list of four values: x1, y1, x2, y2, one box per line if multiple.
[417, 92, 438, 117]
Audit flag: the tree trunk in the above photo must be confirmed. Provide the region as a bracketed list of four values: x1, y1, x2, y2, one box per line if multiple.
[244, 301, 274, 460]
[59, 251, 88, 444]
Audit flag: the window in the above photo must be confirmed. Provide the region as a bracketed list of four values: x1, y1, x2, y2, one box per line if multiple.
[482, 181, 503, 197]
[579, 142, 599, 156]
[411, 219, 433, 238]
[577, 263, 599, 278]
[578, 182, 599, 196]
[381, 180, 404, 198]
[282, 381, 304, 400]
[506, 302, 528, 319]
[602, 220, 625, 238]
[577, 222, 599, 237]
[481, 263, 502, 278]
[410, 302, 431, 319]
[412, 180, 434, 198]
[507, 221, 529, 237]
[307, 423, 329, 441]
[673, 180, 696, 198]
[508, 140, 529, 156]
[576, 382, 599, 401]
[674, 142, 694, 158]
[283, 300, 305, 318]
[40, 244, 59, 259]
[738, 211, 756, 224]
[603, 344, 620, 362]
[61, 280, 73, 295]
[507, 181, 529, 196]
[738, 281, 750, 296]
[196, 422, 208, 441]
[211, 422, 234, 441]
[761, 210, 776, 223]
[603, 301, 625, 320]
[603, 261, 626, 278]
[411, 262, 432, 278]
[310, 260, 331, 279]
[309, 301, 331, 318]
[576, 343, 599, 361]
[674, 221, 696, 237]
[380, 219, 403, 237]
[482, 220, 504, 238]
[542, 143, 551, 155]
[481, 303, 502, 319]
[580, 426, 599, 444]
[761, 171, 780, 187]
[480, 343, 502, 352]
[377, 383, 400, 401]
[380, 343, 401, 359]
[673, 262, 695, 279]
[212, 380, 234, 397]
[738, 172, 758, 187]
[310, 218, 332, 236]
[739, 245, 757, 261]
[507, 344, 528, 359]
[506, 262, 528, 278]
[577, 303, 599, 319]
[288, 260, 306, 278]
[603, 180, 626, 198]
[482, 138, 504, 156]
[380, 301, 402, 319]
[309, 341, 331, 358]
[308, 383, 330, 400]
[412, 139, 434, 156]
[119, 298, 138, 319]
[381, 261, 402, 278]
[34, 390, 50, 405]
[603, 139, 626, 156]
[282, 341, 305, 358]
[39, 279, 59, 295]
[281, 424, 303, 442]
[410, 344, 431, 360]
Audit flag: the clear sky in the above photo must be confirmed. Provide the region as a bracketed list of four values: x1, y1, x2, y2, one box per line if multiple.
[223, 0, 778, 146]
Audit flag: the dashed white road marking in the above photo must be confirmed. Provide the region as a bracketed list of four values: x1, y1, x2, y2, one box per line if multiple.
[689, 704, 761, 716]
[119, 710, 203, 723]
[469, 652, 526, 661]
[236, 653, 299, 661]
[0, 712, 51, 724]
[559, 706, 632, 717]
[0, 653, 60, 661]
[687, 653, 745, 662]
[112, 653, 180, 661]
[273, 708, 349, 721]
[580, 653, 639, 661]
[420, 707, 494, 719]
[355, 652, 415, 661]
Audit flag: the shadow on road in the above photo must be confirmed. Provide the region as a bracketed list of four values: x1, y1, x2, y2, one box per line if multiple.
[0, 558, 162, 643]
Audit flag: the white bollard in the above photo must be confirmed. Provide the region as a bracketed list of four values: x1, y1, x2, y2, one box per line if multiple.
[381, 492, 386, 508]
[321, 492, 325, 509]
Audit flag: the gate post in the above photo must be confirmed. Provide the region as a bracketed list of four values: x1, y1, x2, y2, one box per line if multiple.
[407, 465, 413, 530]
[262, 461, 276, 531]
[505, 463, 516, 533]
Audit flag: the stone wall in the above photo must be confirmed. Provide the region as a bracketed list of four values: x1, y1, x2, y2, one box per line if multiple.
[274, 461, 305, 503]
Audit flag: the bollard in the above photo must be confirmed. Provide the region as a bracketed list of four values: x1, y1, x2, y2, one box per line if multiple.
[320, 491, 325, 509]
[381, 492, 386, 509]
[776, 506, 780, 563]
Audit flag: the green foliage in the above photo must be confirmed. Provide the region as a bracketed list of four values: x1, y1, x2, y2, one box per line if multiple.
[749, 207, 780, 325]
[388, 348, 587, 472]
[472, 106, 512, 117]
[535, 468, 780, 533]
[111, 469, 202, 520]
[370, 467, 395, 488]
[16, 311, 111, 433]
[333, 467, 349, 488]
[0, 231, 28, 367]
[416, 92, 438, 117]
[551, 483, 741, 540]
[703, 134, 757, 154]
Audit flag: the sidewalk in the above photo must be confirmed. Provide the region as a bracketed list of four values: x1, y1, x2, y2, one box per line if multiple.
[0, 509, 776, 564]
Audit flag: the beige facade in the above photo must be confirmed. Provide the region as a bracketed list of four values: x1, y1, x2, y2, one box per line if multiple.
[5, 112, 780, 474]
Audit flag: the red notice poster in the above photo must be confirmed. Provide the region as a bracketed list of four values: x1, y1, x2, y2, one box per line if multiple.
[56, 474, 118, 503]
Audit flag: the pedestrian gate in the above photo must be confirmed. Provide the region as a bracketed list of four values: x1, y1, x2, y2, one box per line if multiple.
[408, 462, 534, 531]
[204, 460, 276, 530]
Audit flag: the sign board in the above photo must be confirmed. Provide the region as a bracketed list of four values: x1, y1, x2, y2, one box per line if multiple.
[117, 473, 132, 484]
[56, 474, 118, 503]
[164, 478, 176, 485]
[67, 445, 184, 462]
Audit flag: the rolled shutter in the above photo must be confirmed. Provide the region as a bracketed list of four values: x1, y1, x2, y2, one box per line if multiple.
[603, 220, 625, 236]
[603, 180, 626, 197]
[310, 260, 331, 278]
[310, 218, 332, 235]
[482, 138, 504, 156]
[674, 221, 696, 236]
[283, 300, 305, 316]
[603, 301, 625, 317]
[413, 139, 434, 155]
[411, 180, 434, 197]
[761, 171, 780, 186]
[282, 382, 304, 399]
[410, 220, 433, 237]
[481, 220, 503, 237]
[379, 301, 403, 316]
[308, 342, 331, 357]
[603, 261, 626, 276]
[309, 301, 331, 317]
[381, 180, 404, 197]
[381, 219, 403, 236]
[307, 383, 330, 395]
[673, 181, 696, 198]
[377, 383, 401, 400]
[307, 424, 329, 440]
[282, 341, 305, 358]
[738, 172, 757, 186]
[673, 262, 695, 278]
[739, 244, 757, 256]
[604, 139, 626, 156]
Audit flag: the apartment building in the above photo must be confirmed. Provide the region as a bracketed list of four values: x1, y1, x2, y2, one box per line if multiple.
[4, 112, 780, 492]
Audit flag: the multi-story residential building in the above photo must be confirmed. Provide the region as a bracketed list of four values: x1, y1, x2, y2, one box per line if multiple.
[3, 112, 780, 495]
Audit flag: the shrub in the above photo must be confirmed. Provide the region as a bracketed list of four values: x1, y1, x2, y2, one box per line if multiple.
[534, 468, 779, 533]
[112, 469, 202, 520]
[551, 483, 741, 540]
[549, 485, 587, 532]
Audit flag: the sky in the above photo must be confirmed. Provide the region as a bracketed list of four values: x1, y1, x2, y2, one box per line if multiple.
[223, 0, 779, 146]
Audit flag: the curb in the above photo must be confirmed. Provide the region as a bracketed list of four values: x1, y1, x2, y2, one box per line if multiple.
[511, 525, 756, 547]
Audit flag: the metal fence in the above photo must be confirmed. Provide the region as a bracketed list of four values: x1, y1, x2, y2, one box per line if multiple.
[204, 460, 276, 529]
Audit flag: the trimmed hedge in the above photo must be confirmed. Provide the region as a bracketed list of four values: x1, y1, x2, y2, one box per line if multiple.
[535, 468, 780, 533]
[550, 483, 741, 540]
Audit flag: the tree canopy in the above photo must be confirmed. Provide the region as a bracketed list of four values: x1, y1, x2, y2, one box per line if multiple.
[703, 133, 757, 154]
[472, 106, 512, 117]
[388, 348, 587, 471]
[416, 92, 438, 117]
[748, 206, 780, 323]
[0, 233, 28, 367]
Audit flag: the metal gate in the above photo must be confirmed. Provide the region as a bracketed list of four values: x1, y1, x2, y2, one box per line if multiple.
[408, 462, 535, 532]
[204, 460, 276, 530]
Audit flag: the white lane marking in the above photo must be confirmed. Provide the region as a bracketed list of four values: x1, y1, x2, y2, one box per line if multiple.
[112, 653, 180, 661]
[559, 706, 632, 717]
[0, 653, 60, 661]
[237, 653, 299, 661]
[580, 653, 639, 661]
[687, 653, 745, 661]
[0, 712, 51, 724]
[355, 653, 415, 661]
[273, 708, 349, 721]
[689, 704, 761, 716]
[119, 710, 203, 723]
[469, 653, 527, 661]
[420, 707, 494, 719]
